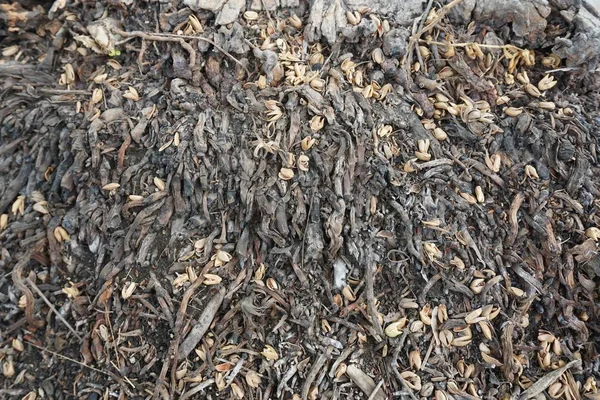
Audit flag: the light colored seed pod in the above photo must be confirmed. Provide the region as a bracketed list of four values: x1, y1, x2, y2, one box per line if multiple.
[310, 78, 325, 91]
[342, 285, 355, 301]
[12, 338, 24, 352]
[547, 382, 564, 398]
[525, 83, 542, 97]
[310, 116, 325, 132]
[288, 14, 302, 29]
[509, 286, 525, 297]
[409, 349, 422, 370]
[418, 46, 430, 58]
[0, 214, 8, 231]
[384, 317, 407, 338]
[505, 107, 523, 116]
[92, 88, 103, 104]
[188, 14, 203, 32]
[121, 281, 137, 299]
[403, 159, 417, 173]
[450, 256, 465, 270]
[417, 139, 430, 153]
[308, 52, 324, 65]
[2, 359, 15, 378]
[341, 58, 356, 73]
[437, 66, 455, 79]
[542, 54, 561, 68]
[415, 151, 431, 161]
[335, 363, 347, 379]
[410, 320, 424, 332]
[154, 177, 166, 191]
[203, 274, 222, 285]
[243, 11, 259, 21]
[460, 192, 477, 204]
[400, 371, 422, 390]
[433, 127, 447, 141]
[538, 74, 557, 91]
[261, 345, 279, 360]
[585, 227, 600, 241]
[516, 71, 530, 84]
[123, 86, 140, 101]
[103, 183, 120, 191]
[439, 330, 454, 347]
[54, 226, 71, 242]
[537, 101, 556, 110]
[525, 165, 539, 180]
[465, 308, 483, 324]
[438, 304, 448, 323]
[435, 390, 448, 400]
[298, 155, 310, 172]
[302, 136, 316, 150]
[371, 48, 384, 64]
[475, 186, 484, 203]
[346, 10, 361, 25]
[470, 278, 485, 294]
[479, 320, 494, 340]
[278, 168, 294, 180]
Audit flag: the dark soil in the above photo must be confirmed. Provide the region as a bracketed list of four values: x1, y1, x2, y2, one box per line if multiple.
[1, 0, 599, 399]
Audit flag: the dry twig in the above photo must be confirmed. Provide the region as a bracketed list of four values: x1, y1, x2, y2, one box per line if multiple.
[26, 277, 83, 341]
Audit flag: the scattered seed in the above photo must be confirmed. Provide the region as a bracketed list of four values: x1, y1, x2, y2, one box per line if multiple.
[261, 345, 279, 360]
[102, 183, 120, 191]
[278, 167, 294, 180]
[121, 282, 137, 299]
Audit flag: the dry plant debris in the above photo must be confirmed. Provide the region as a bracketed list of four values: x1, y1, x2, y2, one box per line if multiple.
[0, 0, 599, 399]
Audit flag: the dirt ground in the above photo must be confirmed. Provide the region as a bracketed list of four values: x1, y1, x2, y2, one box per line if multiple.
[1, 0, 599, 399]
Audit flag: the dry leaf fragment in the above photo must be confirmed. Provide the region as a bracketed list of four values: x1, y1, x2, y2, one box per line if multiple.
[261, 345, 279, 360]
